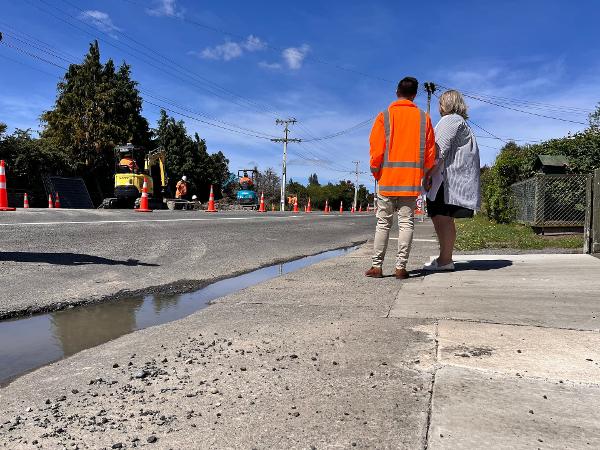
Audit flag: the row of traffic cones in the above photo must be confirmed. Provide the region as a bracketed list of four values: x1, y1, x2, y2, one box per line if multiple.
[1, 159, 63, 211]
[1, 161, 375, 214]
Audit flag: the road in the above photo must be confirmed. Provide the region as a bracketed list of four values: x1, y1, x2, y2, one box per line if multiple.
[0, 208, 378, 319]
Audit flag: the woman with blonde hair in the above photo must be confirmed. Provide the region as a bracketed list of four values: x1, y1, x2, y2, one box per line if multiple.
[424, 90, 481, 271]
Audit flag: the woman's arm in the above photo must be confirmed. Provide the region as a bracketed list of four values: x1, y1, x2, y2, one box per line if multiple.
[435, 115, 462, 161]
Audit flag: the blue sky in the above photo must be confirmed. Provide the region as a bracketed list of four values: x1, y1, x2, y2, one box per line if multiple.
[1, 0, 599, 186]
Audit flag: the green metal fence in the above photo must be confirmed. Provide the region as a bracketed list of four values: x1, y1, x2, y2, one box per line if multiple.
[511, 174, 591, 229]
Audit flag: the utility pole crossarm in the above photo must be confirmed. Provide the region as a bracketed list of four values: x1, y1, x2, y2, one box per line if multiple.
[271, 138, 302, 143]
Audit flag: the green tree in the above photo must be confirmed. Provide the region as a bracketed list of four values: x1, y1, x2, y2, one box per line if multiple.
[41, 41, 150, 200]
[287, 178, 308, 205]
[308, 173, 320, 186]
[0, 128, 70, 206]
[590, 102, 600, 130]
[256, 167, 281, 205]
[482, 142, 532, 223]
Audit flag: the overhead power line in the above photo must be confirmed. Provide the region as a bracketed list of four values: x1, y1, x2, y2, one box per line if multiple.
[435, 83, 589, 125]
[119, 0, 595, 120]
[300, 117, 374, 142]
[436, 85, 592, 115]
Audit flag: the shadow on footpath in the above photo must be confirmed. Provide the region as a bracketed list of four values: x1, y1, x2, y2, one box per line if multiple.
[420, 259, 513, 276]
[0, 252, 159, 267]
[367, 260, 513, 279]
[452, 259, 513, 271]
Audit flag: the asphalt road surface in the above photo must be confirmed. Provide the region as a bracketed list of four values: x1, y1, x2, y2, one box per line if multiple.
[0, 208, 378, 318]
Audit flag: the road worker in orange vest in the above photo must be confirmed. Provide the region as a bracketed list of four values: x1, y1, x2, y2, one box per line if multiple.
[366, 77, 436, 280]
[175, 175, 188, 199]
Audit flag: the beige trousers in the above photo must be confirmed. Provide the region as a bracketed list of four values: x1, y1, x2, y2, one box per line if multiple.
[372, 194, 415, 269]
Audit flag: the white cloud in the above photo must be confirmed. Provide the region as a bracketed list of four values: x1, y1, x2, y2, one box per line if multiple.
[282, 44, 310, 70]
[79, 10, 120, 36]
[260, 44, 310, 71]
[201, 42, 243, 61]
[147, 0, 184, 18]
[196, 35, 267, 62]
[244, 35, 267, 52]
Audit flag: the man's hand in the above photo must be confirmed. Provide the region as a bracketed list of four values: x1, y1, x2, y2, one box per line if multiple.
[423, 174, 433, 191]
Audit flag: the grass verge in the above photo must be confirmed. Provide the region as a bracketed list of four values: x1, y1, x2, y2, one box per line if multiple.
[455, 215, 584, 251]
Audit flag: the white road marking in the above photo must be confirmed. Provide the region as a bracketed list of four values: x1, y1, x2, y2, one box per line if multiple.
[0, 214, 373, 227]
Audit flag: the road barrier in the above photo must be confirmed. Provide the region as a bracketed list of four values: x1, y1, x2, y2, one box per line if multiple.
[136, 178, 153, 213]
[0, 160, 16, 211]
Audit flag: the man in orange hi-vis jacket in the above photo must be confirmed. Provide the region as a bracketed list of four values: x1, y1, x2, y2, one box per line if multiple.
[366, 77, 436, 280]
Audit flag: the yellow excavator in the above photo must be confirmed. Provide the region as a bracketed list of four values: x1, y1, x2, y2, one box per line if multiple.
[100, 144, 169, 208]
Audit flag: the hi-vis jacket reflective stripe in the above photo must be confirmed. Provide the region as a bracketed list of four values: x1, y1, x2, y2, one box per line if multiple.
[369, 100, 436, 197]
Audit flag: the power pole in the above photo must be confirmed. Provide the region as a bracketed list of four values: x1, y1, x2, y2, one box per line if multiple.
[424, 82, 437, 114]
[272, 119, 301, 211]
[352, 161, 365, 210]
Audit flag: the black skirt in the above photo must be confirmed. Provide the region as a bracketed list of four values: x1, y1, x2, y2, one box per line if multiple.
[427, 183, 474, 218]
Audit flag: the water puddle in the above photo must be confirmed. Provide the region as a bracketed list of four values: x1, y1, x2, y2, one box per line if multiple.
[0, 246, 357, 386]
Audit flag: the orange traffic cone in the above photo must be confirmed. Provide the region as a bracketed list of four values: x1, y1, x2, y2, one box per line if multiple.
[258, 192, 266, 212]
[54, 192, 61, 209]
[324, 199, 329, 214]
[306, 197, 312, 213]
[339, 201, 343, 214]
[136, 178, 153, 212]
[359, 204, 363, 213]
[48, 194, 54, 209]
[23, 192, 30, 209]
[0, 160, 16, 211]
[293, 197, 299, 213]
[206, 185, 217, 212]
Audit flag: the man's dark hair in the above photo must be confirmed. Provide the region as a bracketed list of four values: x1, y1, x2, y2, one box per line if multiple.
[396, 77, 418, 98]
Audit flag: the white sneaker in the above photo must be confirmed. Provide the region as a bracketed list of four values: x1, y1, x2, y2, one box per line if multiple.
[423, 258, 455, 272]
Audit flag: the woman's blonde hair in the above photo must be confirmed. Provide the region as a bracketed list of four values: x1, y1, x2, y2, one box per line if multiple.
[438, 90, 469, 119]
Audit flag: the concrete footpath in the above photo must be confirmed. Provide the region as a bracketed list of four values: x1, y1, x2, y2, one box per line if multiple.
[1, 226, 600, 448]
